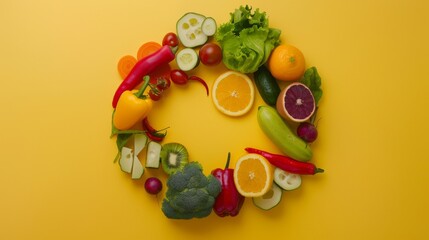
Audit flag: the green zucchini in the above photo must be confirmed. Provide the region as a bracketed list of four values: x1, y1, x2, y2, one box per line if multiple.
[257, 106, 313, 161]
[254, 65, 281, 106]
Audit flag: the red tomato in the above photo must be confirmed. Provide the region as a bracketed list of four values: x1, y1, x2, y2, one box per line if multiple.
[199, 43, 222, 66]
[162, 32, 179, 47]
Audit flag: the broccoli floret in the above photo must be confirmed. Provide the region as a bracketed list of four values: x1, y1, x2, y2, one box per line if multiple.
[161, 162, 221, 219]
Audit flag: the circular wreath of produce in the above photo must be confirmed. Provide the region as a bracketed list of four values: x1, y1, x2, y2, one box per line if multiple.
[110, 5, 325, 220]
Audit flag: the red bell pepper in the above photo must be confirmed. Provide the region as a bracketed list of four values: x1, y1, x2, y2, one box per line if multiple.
[211, 153, 245, 217]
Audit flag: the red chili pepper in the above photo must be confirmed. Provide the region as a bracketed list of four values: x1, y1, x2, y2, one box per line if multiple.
[142, 117, 167, 142]
[112, 45, 176, 108]
[245, 147, 324, 175]
[211, 153, 245, 217]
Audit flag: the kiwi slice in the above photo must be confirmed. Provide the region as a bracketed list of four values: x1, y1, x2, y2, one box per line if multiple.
[160, 143, 189, 175]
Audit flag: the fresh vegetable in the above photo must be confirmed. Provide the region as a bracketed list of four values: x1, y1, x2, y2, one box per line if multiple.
[257, 106, 313, 161]
[201, 17, 217, 36]
[170, 69, 209, 96]
[142, 117, 167, 142]
[267, 44, 306, 81]
[176, 12, 208, 48]
[162, 32, 179, 48]
[112, 45, 175, 108]
[199, 42, 222, 66]
[211, 153, 245, 217]
[300, 67, 323, 106]
[137, 41, 163, 60]
[176, 48, 199, 71]
[145, 177, 163, 195]
[119, 147, 133, 173]
[245, 147, 323, 175]
[215, 5, 281, 73]
[113, 77, 153, 130]
[273, 168, 301, 191]
[136, 42, 172, 86]
[253, 65, 281, 106]
[297, 122, 318, 143]
[253, 183, 282, 210]
[146, 141, 162, 168]
[117, 55, 137, 79]
[276, 82, 316, 122]
[160, 142, 189, 175]
[161, 162, 222, 219]
[118, 134, 147, 179]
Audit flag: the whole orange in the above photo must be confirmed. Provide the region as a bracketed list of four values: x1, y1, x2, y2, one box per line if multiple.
[267, 44, 306, 81]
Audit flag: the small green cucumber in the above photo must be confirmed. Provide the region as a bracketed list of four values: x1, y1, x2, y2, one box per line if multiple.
[257, 106, 313, 161]
[254, 65, 281, 106]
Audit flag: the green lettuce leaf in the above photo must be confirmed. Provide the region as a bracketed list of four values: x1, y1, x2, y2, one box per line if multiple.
[300, 67, 323, 106]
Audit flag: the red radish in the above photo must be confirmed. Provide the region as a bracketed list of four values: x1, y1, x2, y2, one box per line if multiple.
[145, 177, 163, 195]
[169, 69, 209, 96]
[297, 122, 318, 143]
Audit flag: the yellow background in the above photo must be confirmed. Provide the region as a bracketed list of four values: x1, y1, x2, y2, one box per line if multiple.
[1, 0, 428, 239]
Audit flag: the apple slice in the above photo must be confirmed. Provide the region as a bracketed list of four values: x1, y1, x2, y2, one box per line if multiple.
[119, 147, 133, 173]
[146, 141, 162, 168]
[132, 156, 144, 179]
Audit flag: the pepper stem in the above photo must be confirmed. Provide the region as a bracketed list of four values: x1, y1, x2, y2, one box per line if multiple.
[134, 76, 150, 98]
[315, 168, 325, 174]
[225, 152, 231, 169]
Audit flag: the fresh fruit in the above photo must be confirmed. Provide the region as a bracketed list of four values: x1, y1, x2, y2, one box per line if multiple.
[297, 122, 318, 143]
[276, 82, 316, 122]
[199, 43, 222, 66]
[233, 153, 273, 197]
[145, 177, 163, 195]
[162, 32, 179, 48]
[176, 48, 199, 71]
[146, 141, 162, 168]
[253, 183, 282, 210]
[253, 65, 281, 106]
[268, 44, 305, 81]
[273, 168, 301, 191]
[170, 70, 209, 96]
[212, 71, 255, 117]
[160, 143, 189, 175]
[257, 106, 313, 161]
[176, 12, 208, 48]
[119, 147, 133, 173]
[201, 17, 217, 36]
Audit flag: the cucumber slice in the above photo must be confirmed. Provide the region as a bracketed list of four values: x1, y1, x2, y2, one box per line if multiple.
[274, 168, 302, 191]
[176, 12, 208, 48]
[176, 48, 199, 71]
[201, 17, 217, 36]
[146, 141, 161, 168]
[119, 147, 133, 173]
[253, 183, 282, 210]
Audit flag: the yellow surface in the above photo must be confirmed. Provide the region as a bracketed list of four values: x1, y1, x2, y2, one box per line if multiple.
[1, 0, 428, 239]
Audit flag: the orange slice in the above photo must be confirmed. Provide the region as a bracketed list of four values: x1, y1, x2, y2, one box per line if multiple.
[212, 71, 255, 117]
[233, 154, 274, 197]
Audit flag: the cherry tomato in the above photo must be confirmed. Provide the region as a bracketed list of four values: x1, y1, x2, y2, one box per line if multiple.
[156, 77, 171, 91]
[170, 69, 189, 85]
[149, 89, 161, 101]
[162, 32, 179, 47]
[199, 43, 222, 66]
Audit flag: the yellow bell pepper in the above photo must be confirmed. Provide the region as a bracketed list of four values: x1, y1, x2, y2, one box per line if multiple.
[113, 76, 153, 130]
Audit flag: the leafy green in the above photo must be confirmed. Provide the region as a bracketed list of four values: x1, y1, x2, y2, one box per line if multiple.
[300, 67, 323, 106]
[215, 5, 281, 73]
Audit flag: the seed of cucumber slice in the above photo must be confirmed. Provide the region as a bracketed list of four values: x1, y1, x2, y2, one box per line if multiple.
[274, 168, 302, 191]
[201, 17, 217, 36]
[176, 12, 208, 48]
[176, 48, 199, 71]
[253, 183, 283, 210]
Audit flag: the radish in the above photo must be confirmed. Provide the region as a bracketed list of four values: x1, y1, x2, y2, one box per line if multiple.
[297, 122, 318, 143]
[145, 177, 163, 195]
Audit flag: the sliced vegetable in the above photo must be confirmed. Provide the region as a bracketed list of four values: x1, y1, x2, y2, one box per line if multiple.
[176, 48, 199, 71]
[131, 156, 144, 179]
[137, 41, 163, 60]
[146, 141, 162, 168]
[176, 12, 208, 47]
[253, 184, 282, 210]
[112, 45, 175, 108]
[131, 134, 147, 179]
[201, 17, 217, 36]
[274, 168, 301, 191]
[119, 147, 133, 173]
[117, 55, 137, 80]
